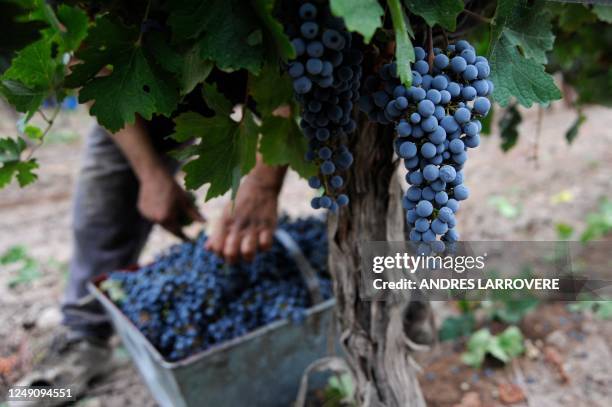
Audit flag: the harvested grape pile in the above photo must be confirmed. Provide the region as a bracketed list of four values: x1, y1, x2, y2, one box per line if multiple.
[105, 217, 331, 361]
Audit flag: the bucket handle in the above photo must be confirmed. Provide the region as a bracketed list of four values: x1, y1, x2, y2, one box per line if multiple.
[274, 228, 324, 305]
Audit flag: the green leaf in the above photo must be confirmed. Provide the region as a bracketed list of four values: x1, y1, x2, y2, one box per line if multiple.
[201, 82, 233, 117]
[260, 116, 316, 178]
[565, 111, 586, 144]
[488, 195, 520, 219]
[555, 223, 574, 240]
[0, 79, 45, 116]
[0, 159, 38, 188]
[167, 0, 264, 74]
[0, 137, 26, 163]
[462, 328, 491, 367]
[253, 0, 295, 60]
[79, 46, 179, 131]
[492, 0, 554, 65]
[70, 17, 179, 130]
[249, 62, 293, 116]
[403, 0, 464, 31]
[438, 314, 475, 341]
[387, 0, 415, 87]
[173, 111, 258, 200]
[180, 47, 213, 95]
[498, 103, 521, 151]
[330, 0, 384, 43]
[144, 33, 213, 96]
[2, 38, 55, 89]
[593, 5, 612, 23]
[66, 16, 136, 87]
[497, 326, 524, 359]
[24, 125, 43, 140]
[56, 4, 89, 52]
[489, 36, 560, 107]
[14, 159, 38, 186]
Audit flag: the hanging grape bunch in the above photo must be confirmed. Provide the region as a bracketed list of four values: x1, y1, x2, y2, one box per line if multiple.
[285, 1, 363, 211]
[360, 40, 492, 252]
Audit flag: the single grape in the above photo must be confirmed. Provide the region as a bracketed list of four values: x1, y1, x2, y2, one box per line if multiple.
[453, 184, 469, 200]
[416, 200, 434, 217]
[301, 22, 319, 39]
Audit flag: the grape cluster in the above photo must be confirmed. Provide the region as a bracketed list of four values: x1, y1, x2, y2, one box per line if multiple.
[285, 1, 362, 211]
[359, 40, 492, 253]
[107, 217, 331, 361]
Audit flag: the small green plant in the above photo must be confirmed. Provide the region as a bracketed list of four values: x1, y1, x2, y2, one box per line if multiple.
[439, 313, 476, 341]
[323, 373, 355, 406]
[569, 300, 612, 319]
[0, 245, 42, 288]
[580, 198, 612, 242]
[555, 222, 574, 240]
[487, 195, 521, 219]
[461, 326, 525, 368]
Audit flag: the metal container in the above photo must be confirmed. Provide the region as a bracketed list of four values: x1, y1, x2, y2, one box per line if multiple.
[88, 230, 337, 407]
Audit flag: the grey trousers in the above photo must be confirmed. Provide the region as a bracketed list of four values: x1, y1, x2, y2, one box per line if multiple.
[62, 126, 175, 340]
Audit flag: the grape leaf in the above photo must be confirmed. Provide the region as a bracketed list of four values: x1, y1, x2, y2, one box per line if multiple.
[330, 0, 384, 43]
[56, 4, 88, 52]
[491, 0, 554, 64]
[70, 16, 179, 131]
[249, 63, 293, 117]
[489, 36, 560, 107]
[498, 103, 521, 151]
[253, 0, 295, 60]
[2, 39, 55, 89]
[387, 0, 415, 87]
[260, 116, 316, 179]
[593, 5, 612, 23]
[403, 0, 464, 31]
[180, 46, 213, 95]
[0, 160, 38, 187]
[65, 16, 137, 88]
[173, 112, 258, 200]
[0, 137, 26, 163]
[201, 83, 233, 117]
[144, 33, 212, 96]
[0, 80, 45, 115]
[79, 47, 179, 132]
[0, 137, 37, 188]
[167, 0, 264, 74]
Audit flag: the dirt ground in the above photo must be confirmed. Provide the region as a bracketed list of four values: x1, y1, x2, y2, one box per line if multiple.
[0, 101, 611, 406]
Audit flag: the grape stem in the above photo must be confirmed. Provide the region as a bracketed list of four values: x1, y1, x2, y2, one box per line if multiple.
[24, 105, 61, 160]
[461, 9, 492, 24]
[427, 27, 434, 71]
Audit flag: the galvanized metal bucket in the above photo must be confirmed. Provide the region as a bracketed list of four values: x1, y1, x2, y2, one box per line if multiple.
[88, 230, 337, 407]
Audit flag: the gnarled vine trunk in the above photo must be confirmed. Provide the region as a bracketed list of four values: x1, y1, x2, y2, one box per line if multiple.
[328, 118, 430, 406]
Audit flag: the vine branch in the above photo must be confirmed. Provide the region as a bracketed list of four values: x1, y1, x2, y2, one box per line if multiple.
[461, 9, 492, 24]
[25, 105, 61, 160]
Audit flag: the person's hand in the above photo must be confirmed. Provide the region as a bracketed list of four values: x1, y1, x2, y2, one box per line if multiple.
[137, 167, 204, 239]
[206, 176, 280, 263]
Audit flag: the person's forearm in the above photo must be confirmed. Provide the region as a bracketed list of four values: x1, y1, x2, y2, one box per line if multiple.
[244, 154, 287, 193]
[110, 117, 165, 182]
